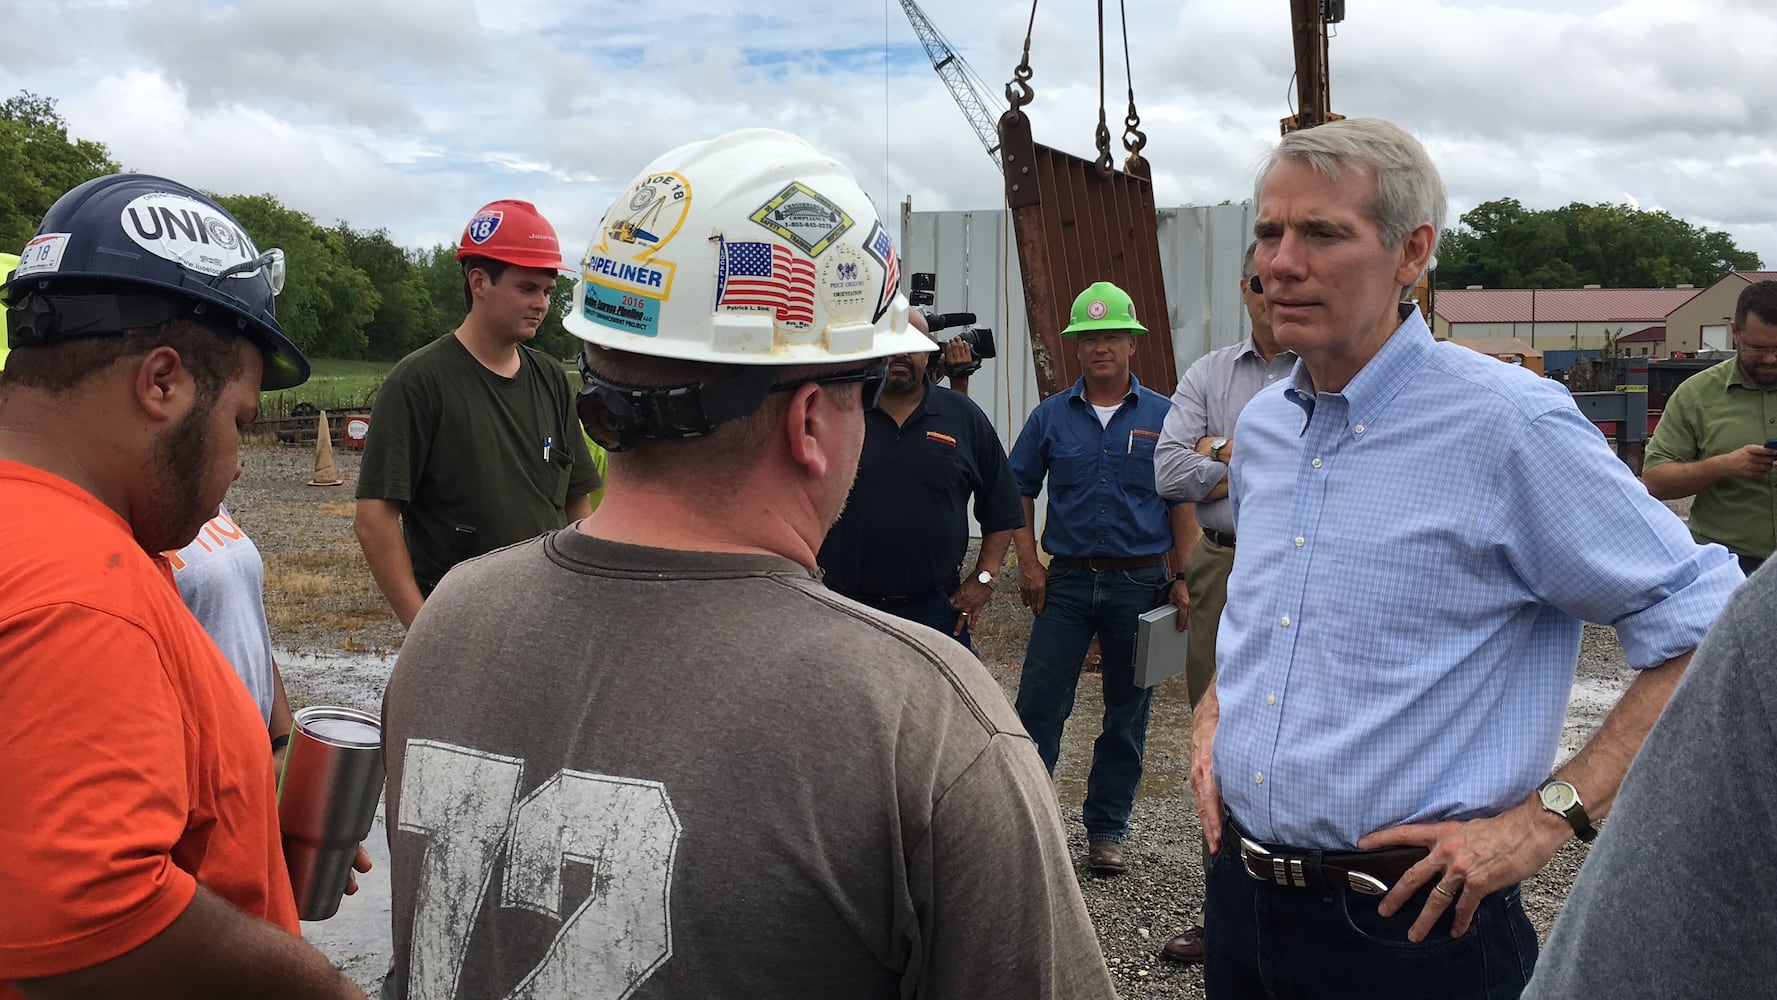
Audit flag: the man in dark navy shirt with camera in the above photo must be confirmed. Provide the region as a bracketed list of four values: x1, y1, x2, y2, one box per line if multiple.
[819, 311, 1023, 652]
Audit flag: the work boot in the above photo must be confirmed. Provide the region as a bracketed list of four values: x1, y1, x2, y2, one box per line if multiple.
[1087, 838, 1126, 875]
[1160, 925, 1205, 964]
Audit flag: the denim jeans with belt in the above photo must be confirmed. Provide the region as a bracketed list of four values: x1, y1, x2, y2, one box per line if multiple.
[1204, 813, 1538, 999]
[1013, 561, 1164, 842]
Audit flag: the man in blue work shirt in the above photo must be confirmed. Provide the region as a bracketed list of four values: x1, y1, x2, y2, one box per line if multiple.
[1194, 118, 1741, 998]
[1010, 280, 1192, 876]
[820, 310, 1023, 650]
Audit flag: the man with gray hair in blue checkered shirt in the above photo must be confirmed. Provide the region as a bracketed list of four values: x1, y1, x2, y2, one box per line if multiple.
[1189, 117, 1744, 999]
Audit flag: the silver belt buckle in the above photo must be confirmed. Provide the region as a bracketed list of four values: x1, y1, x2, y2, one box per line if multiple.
[1239, 837, 1307, 889]
[1345, 870, 1389, 896]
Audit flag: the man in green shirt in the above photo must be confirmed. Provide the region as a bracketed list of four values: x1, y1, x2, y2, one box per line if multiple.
[1644, 279, 1777, 575]
[355, 201, 599, 626]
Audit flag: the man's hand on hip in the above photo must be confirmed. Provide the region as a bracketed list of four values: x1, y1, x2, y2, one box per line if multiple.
[950, 578, 993, 635]
[1359, 800, 1570, 942]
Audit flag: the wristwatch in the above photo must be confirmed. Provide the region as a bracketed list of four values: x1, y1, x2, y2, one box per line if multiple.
[1211, 437, 1230, 462]
[1536, 778, 1597, 842]
[976, 569, 994, 586]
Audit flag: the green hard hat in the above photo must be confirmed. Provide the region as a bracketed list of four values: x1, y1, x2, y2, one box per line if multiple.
[1062, 280, 1147, 336]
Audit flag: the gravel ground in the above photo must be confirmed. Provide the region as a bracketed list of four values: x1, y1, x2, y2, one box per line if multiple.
[228, 439, 1673, 996]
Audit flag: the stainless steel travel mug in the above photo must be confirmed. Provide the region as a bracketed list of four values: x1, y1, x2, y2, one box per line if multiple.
[277, 706, 383, 921]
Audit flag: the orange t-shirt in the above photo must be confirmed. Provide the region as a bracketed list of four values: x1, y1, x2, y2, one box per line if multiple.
[0, 463, 298, 989]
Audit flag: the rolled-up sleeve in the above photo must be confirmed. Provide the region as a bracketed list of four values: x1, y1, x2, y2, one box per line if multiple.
[1495, 404, 1742, 668]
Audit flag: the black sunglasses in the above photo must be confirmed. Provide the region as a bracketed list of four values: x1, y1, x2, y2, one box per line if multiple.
[768, 365, 889, 411]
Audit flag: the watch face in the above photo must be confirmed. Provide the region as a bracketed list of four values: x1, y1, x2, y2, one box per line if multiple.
[1541, 781, 1578, 812]
[977, 570, 993, 585]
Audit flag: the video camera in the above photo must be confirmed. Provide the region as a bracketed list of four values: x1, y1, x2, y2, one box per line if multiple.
[910, 273, 995, 379]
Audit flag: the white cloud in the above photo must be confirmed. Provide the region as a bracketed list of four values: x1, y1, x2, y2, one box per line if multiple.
[4, 0, 1775, 273]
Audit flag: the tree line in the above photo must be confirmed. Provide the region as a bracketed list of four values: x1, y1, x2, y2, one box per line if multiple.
[1, 92, 582, 361]
[3, 91, 1764, 360]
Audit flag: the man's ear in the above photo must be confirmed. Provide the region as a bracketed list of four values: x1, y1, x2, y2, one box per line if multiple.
[1394, 223, 1436, 290]
[782, 382, 835, 481]
[133, 346, 190, 423]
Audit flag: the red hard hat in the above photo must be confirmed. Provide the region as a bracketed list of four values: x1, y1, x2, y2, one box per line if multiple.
[455, 199, 568, 271]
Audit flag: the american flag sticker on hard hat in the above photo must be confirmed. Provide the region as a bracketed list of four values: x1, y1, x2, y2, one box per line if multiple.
[716, 238, 816, 330]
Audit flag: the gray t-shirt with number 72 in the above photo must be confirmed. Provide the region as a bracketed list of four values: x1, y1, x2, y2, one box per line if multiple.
[381, 527, 1115, 1000]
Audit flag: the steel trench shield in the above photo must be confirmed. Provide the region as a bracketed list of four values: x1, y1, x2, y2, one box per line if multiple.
[998, 110, 1177, 399]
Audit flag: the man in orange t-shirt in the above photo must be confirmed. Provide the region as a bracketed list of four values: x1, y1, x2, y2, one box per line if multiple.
[0, 175, 363, 998]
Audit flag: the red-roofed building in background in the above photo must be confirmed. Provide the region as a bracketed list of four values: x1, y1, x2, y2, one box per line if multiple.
[1432, 287, 1701, 350]
[1434, 270, 1776, 358]
[1617, 325, 1667, 357]
[1664, 271, 1777, 353]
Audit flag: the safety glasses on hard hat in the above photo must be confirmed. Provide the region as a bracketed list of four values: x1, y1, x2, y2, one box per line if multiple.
[207, 248, 287, 296]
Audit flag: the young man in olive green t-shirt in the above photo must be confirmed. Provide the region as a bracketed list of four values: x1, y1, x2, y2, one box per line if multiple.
[355, 201, 599, 626]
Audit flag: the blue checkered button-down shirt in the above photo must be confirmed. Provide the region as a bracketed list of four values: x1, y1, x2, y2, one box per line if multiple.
[1215, 309, 1743, 850]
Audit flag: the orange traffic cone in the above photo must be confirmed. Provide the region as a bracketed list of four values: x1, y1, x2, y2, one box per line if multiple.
[308, 410, 343, 487]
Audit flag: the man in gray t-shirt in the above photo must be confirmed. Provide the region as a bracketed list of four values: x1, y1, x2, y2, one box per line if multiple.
[381, 129, 1113, 1000]
[1524, 562, 1775, 999]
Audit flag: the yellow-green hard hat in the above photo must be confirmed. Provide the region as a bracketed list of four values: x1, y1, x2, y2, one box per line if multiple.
[1062, 280, 1147, 336]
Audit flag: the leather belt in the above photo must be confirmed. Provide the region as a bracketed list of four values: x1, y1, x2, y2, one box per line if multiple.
[1202, 528, 1236, 548]
[1237, 836, 1427, 897]
[1048, 555, 1165, 573]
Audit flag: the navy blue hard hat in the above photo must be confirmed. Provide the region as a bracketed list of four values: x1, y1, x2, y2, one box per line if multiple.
[1, 173, 310, 391]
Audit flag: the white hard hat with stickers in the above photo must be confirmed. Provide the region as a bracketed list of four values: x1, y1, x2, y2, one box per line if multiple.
[568, 128, 935, 450]
[565, 128, 933, 365]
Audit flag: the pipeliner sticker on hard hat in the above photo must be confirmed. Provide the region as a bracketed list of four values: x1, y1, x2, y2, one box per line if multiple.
[121, 192, 265, 279]
[581, 172, 692, 339]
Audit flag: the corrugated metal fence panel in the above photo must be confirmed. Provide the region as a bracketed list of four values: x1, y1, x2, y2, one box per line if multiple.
[1158, 203, 1259, 363]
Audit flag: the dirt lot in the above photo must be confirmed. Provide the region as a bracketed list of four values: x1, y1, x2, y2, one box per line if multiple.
[233, 440, 1654, 996]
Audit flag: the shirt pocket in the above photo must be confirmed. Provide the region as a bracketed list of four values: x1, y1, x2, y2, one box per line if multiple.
[1320, 542, 1455, 670]
[550, 451, 575, 507]
[1050, 447, 1093, 488]
[921, 437, 969, 493]
[1119, 430, 1162, 493]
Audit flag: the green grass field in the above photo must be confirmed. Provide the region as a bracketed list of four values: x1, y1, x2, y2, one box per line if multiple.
[258, 356, 581, 420]
[260, 358, 392, 418]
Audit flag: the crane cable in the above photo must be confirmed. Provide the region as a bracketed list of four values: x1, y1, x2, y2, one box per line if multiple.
[1006, 0, 1038, 109]
[1118, 0, 1147, 169]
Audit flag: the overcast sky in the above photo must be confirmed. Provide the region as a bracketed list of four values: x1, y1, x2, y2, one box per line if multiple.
[7, 0, 1775, 273]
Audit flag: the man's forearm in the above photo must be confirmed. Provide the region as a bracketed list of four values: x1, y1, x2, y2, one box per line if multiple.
[268, 661, 294, 745]
[17, 884, 366, 999]
[353, 501, 424, 629]
[1641, 457, 1722, 501]
[1547, 651, 1692, 825]
[1168, 503, 1200, 575]
[1013, 498, 1040, 564]
[976, 529, 1014, 577]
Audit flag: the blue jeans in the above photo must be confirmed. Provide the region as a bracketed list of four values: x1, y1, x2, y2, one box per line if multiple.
[1204, 814, 1538, 999]
[1013, 561, 1163, 842]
